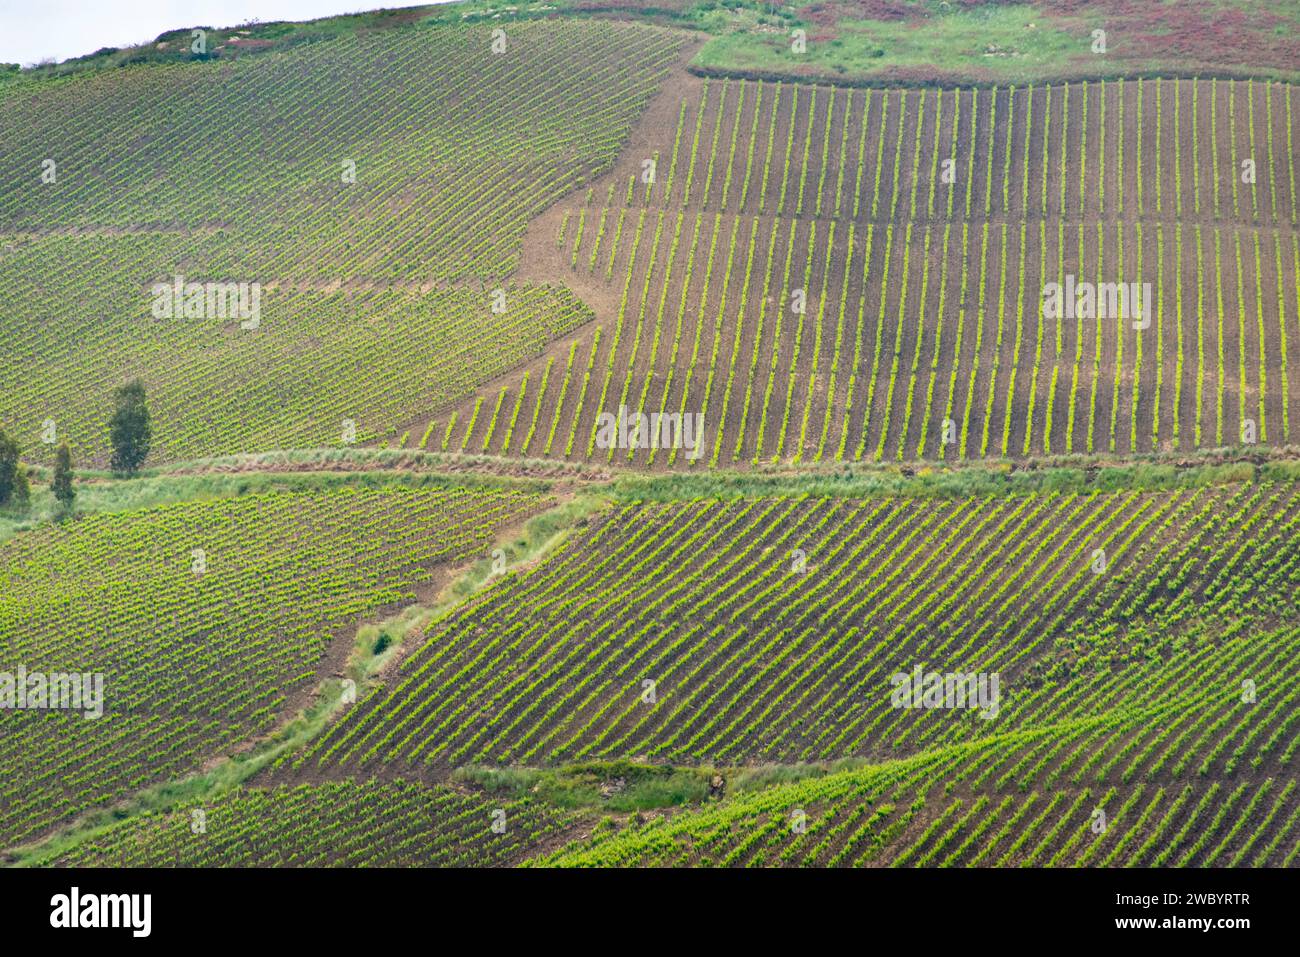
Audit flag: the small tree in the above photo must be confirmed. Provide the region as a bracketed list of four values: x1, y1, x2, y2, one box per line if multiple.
[51, 441, 75, 511]
[109, 380, 151, 475]
[0, 429, 20, 506]
[13, 464, 29, 507]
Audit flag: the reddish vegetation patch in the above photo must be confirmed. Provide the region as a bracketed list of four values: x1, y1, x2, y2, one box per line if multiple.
[988, 1, 1295, 75]
[800, 0, 915, 23]
[790, 0, 1298, 78]
[573, 0, 696, 11]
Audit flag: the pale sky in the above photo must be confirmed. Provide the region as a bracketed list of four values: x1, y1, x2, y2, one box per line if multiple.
[0, 0, 451, 67]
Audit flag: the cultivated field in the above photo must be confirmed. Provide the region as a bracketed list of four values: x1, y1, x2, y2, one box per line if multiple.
[0, 19, 685, 464]
[288, 480, 1300, 770]
[427, 75, 1300, 467]
[15, 466, 1298, 869]
[3, 3, 1300, 875]
[40, 780, 575, 868]
[0, 479, 546, 849]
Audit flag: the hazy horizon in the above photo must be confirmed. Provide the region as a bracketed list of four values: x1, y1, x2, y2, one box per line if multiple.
[0, 0, 449, 67]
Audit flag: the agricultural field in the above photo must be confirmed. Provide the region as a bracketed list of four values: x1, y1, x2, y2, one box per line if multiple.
[435, 74, 1300, 466]
[0, 18, 685, 465]
[288, 478, 1300, 770]
[685, 0, 1300, 88]
[13, 464, 1299, 870]
[3, 256, 593, 461]
[537, 723, 1300, 867]
[0, 476, 547, 850]
[2, 0, 1299, 889]
[38, 780, 576, 868]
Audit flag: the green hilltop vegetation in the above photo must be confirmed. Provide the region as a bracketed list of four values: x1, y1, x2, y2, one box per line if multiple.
[6, 1, 1298, 86]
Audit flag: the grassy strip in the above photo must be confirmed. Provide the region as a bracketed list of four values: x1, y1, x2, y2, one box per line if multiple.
[611, 456, 1277, 504]
[0, 456, 580, 542]
[456, 753, 879, 815]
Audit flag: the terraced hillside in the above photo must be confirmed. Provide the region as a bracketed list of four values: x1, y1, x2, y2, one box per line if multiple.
[4, 1, 1300, 878]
